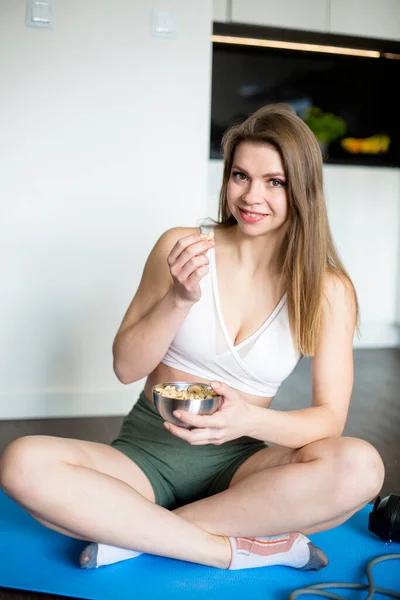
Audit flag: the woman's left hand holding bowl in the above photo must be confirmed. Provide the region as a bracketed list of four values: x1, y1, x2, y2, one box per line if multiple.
[163, 381, 255, 445]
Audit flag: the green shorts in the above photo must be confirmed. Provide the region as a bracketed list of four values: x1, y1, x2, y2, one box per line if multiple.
[110, 391, 267, 510]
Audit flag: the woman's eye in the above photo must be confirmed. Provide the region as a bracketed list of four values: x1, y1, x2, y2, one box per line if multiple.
[270, 179, 286, 188]
[232, 171, 247, 181]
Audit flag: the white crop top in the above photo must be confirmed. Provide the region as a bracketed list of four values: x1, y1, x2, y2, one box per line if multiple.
[161, 226, 301, 397]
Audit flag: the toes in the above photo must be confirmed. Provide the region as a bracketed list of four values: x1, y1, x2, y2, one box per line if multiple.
[80, 543, 98, 569]
[301, 542, 329, 571]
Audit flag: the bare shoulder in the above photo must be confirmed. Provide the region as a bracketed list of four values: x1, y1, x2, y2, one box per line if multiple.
[143, 226, 202, 279]
[114, 226, 202, 339]
[322, 271, 357, 326]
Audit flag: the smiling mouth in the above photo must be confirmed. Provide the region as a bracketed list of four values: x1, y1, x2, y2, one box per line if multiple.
[238, 208, 270, 224]
[241, 209, 267, 217]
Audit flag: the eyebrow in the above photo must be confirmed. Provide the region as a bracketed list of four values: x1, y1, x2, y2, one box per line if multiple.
[232, 165, 286, 178]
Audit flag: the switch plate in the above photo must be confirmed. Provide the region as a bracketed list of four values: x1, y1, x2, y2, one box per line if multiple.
[151, 11, 177, 38]
[26, 0, 53, 28]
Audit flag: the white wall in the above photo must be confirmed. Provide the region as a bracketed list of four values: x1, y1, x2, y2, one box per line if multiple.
[1, 0, 398, 420]
[208, 161, 400, 348]
[324, 166, 400, 348]
[0, 0, 212, 419]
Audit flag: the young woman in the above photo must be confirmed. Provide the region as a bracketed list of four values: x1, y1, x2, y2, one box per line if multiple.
[0, 104, 385, 572]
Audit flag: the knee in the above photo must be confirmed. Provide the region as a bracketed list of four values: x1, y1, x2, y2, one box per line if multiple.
[298, 437, 385, 505]
[0, 435, 52, 500]
[328, 437, 385, 503]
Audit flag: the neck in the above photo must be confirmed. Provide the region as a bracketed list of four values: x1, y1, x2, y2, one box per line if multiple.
[228, 225, 287, 276]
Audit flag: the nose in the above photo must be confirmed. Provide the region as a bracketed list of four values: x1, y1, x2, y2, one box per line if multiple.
[242, 180, 265, 205]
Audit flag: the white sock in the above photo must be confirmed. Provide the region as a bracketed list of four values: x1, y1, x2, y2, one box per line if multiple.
[227, 532, 328, 571]
[80, 542, 142, 569]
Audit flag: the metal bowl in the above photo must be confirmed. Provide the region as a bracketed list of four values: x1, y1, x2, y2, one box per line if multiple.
[152, 381, 223, 429]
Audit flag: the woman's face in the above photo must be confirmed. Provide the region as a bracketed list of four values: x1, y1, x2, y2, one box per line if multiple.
[227, 141, 288, 236]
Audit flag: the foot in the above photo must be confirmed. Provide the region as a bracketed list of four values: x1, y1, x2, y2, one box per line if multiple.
[300, 539, 329, 571]
[80, 542, 142, 569]
[227, 532, 328, 571]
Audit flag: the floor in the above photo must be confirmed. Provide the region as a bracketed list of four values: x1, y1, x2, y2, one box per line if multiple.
[0, 347, 399, 599]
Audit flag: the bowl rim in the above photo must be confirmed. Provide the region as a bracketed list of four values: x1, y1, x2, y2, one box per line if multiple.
[152, 381, 219, 401]
[153, 381, 213, 388]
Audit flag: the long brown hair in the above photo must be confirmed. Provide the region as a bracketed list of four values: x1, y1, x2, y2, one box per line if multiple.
[216, 103, 359, 356]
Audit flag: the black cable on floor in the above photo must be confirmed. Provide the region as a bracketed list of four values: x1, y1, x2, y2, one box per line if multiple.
[289, 554, 400, 599]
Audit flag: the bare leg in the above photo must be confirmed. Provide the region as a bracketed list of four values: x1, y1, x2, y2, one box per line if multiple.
[0, 435, 384, 571]
[12, 500, 89, 540]
[174, 437, 385, 537]
[0, 436, 230, 568]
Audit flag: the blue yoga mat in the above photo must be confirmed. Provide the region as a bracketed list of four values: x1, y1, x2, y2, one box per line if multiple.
[0, 489, 399, 600]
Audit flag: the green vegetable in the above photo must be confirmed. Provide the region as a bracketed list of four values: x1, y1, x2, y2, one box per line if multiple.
[304, 106, 347, 145]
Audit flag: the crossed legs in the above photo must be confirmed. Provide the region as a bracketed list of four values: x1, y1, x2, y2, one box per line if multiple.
[175, 436, 384, 536]
[0, 434, 385, 569]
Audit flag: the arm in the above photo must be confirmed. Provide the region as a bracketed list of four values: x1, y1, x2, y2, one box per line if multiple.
[247, 273, 357, 448]
[113, 227, 213, 384]
[165, 274, 357, 449]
